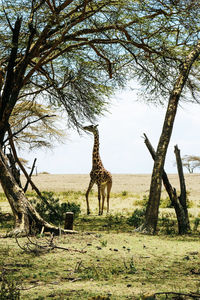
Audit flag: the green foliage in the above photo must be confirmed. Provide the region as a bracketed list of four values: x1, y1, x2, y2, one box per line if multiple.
[121, 191, 128, 197]
[160, 196, 173, 208]
[123, 256, 137, 274]
[159, 215, 176, 235]
[0, 193, 6, 202]
[10, 101, 66, 151]
[141, 195, 149, 207]
[127, 209, 145, 228]
[0, 276, 20, 300]
[105, 214, 125, 229]
[31, 191, 81, 226]
[193, 218, 200, 231]
[0, 213, 14, 230]
[100, 240, 107, 247]
[160, 192, 192, 209]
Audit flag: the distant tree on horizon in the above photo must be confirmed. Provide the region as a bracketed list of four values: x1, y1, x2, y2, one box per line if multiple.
[182, 155, 200, 173]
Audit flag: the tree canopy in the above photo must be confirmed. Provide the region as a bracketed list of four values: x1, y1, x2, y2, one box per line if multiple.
[1, 0, 200, 146]
[7, 101, 65, 150]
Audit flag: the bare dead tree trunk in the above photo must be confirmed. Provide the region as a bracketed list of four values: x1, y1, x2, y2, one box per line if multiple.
[143, 134, 190, 234]
[174, 145, 190, 232]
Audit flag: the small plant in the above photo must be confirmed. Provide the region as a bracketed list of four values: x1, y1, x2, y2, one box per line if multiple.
[127, 208, 145, 228]
[123, 256, 137, 274]
[193, 218, 200, 231]
[121, 191, 128, 196]
[0, 275, 20, 300]
[100, 240, 107, 247]
[31, 191, 81, 225]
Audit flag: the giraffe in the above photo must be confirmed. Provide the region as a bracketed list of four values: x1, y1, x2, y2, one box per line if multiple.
[83, 124, 112, 215]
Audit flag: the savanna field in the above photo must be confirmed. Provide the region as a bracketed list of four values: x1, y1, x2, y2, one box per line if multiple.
[0, 173, 200, 299]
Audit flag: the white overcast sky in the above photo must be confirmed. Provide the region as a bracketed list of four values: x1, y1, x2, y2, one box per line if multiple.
[19, 82, 200, 174]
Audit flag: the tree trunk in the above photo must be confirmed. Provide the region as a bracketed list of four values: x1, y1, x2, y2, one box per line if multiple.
[0, 149, 77, 237]
[137, 41, 200, 234]
[174, 145, 190, 233]
[143, 134, 190, 234]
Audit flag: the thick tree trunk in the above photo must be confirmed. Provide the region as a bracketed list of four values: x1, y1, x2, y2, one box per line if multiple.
[0, 149, 76, 236]
[137, 41, 200, 234]
[143, 134, 190, 234]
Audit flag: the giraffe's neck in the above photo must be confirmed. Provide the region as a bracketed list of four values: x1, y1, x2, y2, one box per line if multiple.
[92, 131, 103, 168]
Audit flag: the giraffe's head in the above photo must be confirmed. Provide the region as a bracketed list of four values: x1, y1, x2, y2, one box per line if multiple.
[83, 124, 99, 134]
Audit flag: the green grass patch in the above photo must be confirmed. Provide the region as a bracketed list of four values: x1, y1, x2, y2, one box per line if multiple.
[0, 233, 200, 299]
[0, 193, 6, 202]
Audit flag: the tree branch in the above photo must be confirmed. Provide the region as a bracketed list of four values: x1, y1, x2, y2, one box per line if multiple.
[24, 158, 37, 193]
[89, 43, 112, 78]
[3, 114, 56, 144]
[7, 126, 57, 214]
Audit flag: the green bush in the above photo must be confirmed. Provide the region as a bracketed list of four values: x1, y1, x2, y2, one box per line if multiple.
[159, 215, 176, 235]
[31, 191, 81, 225]
[160, 192, 192, 209]
[127, 209, 145, 228]
[0, 276, 20, 300]
[193, 218, 200, 231]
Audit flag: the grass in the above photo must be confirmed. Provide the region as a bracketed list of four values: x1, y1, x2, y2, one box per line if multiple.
[0, 231, 200, 299]
[0, 174, 200, 299]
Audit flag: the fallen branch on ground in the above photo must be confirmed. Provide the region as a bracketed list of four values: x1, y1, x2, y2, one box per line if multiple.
[15, 233, 87, 254]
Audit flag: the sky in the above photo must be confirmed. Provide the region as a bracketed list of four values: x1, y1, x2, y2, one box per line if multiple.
[19, 83, 200, 175]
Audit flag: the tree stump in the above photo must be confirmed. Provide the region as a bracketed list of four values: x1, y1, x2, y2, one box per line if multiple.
[64, 212, 74, 230]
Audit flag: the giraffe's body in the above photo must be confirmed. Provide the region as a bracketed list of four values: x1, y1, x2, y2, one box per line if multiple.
[83, 125, 112, 215]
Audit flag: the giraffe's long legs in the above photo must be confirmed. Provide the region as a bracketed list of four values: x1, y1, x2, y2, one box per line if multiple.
[97, 184, 101, 216]
[101, 185, 106, 215]
[85, 179, 94, 215]
[106, 181, 112, 214]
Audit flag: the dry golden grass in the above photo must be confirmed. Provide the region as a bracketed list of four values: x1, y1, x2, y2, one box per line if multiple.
[16, 173, 200, 202]
[0, 173, 200, 216]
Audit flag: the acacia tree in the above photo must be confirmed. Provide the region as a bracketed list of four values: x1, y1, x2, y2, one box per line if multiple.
[138, 42, 200, 234]
[182, 155, 200, 173]
[120, 0, 200, 234]
[1, 0, 173, 236]
[1, 0, 200, 236]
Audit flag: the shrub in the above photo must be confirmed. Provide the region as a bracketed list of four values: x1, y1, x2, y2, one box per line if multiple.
[193, 218, 200, 231]
[160, 192, 192, 208]
[0, 276, 20, 300]
[31, 191, 81, 225]
[159, 215, 176, 235]
[127, 209, 145, 228]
